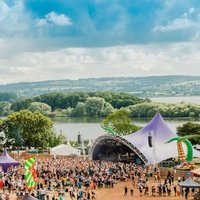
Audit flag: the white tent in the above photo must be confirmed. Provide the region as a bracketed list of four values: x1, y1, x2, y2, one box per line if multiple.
[50, 144, 80, 156]
[122, 113, 200, 164]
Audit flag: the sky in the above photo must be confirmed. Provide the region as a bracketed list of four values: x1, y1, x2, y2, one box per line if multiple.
[0, 0, 200, 84]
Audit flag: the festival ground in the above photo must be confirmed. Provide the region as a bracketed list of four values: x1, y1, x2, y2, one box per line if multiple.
[6, 177, 195, 200]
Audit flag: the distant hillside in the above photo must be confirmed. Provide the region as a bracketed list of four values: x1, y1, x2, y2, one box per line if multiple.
[0, 75, 199, 97]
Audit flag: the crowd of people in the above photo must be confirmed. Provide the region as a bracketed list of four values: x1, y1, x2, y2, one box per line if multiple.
[0, 155, 198, 200]
[0, 155, 143, 200]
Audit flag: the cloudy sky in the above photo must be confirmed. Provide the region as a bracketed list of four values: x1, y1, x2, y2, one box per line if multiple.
[0, 0, 200, 84]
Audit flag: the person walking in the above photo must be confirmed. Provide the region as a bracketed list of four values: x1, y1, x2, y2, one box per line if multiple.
[124, 186, 128, 196]
[130, 188, 133, 196]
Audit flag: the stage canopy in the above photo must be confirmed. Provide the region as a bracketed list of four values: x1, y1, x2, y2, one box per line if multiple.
[91, 113, 200, 165]
[0, 149, 20, 172]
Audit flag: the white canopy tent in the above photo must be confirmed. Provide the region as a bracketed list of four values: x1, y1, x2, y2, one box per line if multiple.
[50, 144, 80, 156]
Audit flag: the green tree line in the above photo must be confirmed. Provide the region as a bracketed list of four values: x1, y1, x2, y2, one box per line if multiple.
[128, 102, 200, 118]
[0, 91, 146, 117]
[0, 91, 200, 118]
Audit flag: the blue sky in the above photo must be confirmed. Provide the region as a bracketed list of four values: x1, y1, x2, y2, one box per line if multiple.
[0, 0, 200, 84]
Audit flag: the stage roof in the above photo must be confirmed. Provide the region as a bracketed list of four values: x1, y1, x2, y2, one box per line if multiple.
[122, 113, 200, 165]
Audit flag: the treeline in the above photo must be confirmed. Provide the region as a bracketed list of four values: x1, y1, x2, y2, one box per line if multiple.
[177, 122, 200, 144]
[0, 91, 200, 118]
[128, 102, 200, 118]
[0, 92, 146, 117]
[0, 92, 17, 102]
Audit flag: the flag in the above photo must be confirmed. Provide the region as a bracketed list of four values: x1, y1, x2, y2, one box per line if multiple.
[24, 157, 37, 188]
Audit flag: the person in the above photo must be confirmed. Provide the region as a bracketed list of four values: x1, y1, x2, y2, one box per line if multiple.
[124, 186, 128, 196]
[144, 185, 149, 196]
[59, 195, 64, 200]
[171, 175, 174, 185]
[191, 188, 195, 196]
[185, 188, 189, 200]
[162, 184, 166, 197]
[91, 191, 95, 200]
[130, 188, 133, 196]
[139, 185, 143, 196]
[174, 185, 177, 196]
[86, 191, 91, 200]
[178, 176, 181, 183]
[151, 186, 156, 196]
[69, 186, 75, 199]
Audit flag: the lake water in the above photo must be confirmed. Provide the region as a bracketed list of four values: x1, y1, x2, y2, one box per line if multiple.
[150, 96, 200, 104]
[53, 117, 200, 141]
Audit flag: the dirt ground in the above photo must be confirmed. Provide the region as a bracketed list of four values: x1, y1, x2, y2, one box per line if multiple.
[94, 180, 187, 200]
[8, 177, 196, 200]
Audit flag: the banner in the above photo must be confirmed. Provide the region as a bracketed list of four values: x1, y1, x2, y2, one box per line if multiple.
[24, 157, 37, 188]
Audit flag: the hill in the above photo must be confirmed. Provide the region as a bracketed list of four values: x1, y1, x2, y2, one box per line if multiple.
[0, 75, 199, 97]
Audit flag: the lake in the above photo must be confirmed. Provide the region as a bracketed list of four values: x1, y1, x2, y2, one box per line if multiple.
[53, 117, 200, 141]
[150, 96, 200, 104]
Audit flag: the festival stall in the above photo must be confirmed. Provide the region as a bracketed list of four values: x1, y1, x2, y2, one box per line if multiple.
[50, 144, 80, 156]
[192, 168, 200, 182]
[178, 177, 200, 199]
[0, 149, 20, 172]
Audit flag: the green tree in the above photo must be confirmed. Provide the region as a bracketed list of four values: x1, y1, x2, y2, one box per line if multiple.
[11, 98, 33, 112]
[102, 109, 140, 135]
[28, 102, 52, 115]
[177, 122, 200, 144]
[34, 92, 89, 110]
[100, 102, 115, 117]
[71, 102, 86, 117]
[128, 102, 200, 118]
[0, 102, 12, 116]
[85, 97, 105, 117]
[0, 92, 17, 102]
[1, 110, 63, 148]
[48, 132, 66, 147]
[90, 91, 145, 109]
[34, 92, 68, 110]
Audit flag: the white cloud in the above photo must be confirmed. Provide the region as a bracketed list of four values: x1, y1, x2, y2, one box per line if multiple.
[0, 43, 200, 84]
[153, 7, 200, 33]
[0, 0, 33, 37]
[35, 19, 48, 27]
[153, 18, 196, 32]
[188, 7, 195, 15]
[36, 11, 72, 27]
[0, 1, 9, 21]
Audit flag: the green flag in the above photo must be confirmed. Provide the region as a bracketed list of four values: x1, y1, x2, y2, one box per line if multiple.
[24, 157, 37, 188]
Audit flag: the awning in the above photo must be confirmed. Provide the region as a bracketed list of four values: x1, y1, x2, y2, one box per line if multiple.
[192, 168, 200, 176]
[178, 177, 200, 188]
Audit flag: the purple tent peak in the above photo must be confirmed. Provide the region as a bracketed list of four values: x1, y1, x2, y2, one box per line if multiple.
[0, 149, 20, 172]
[0, 149, 18, 163]
[129, 112, 171, 137]
[151, 112, 163, 123]
[122, 112, 178, 164]
[2, 149, 9, 156]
